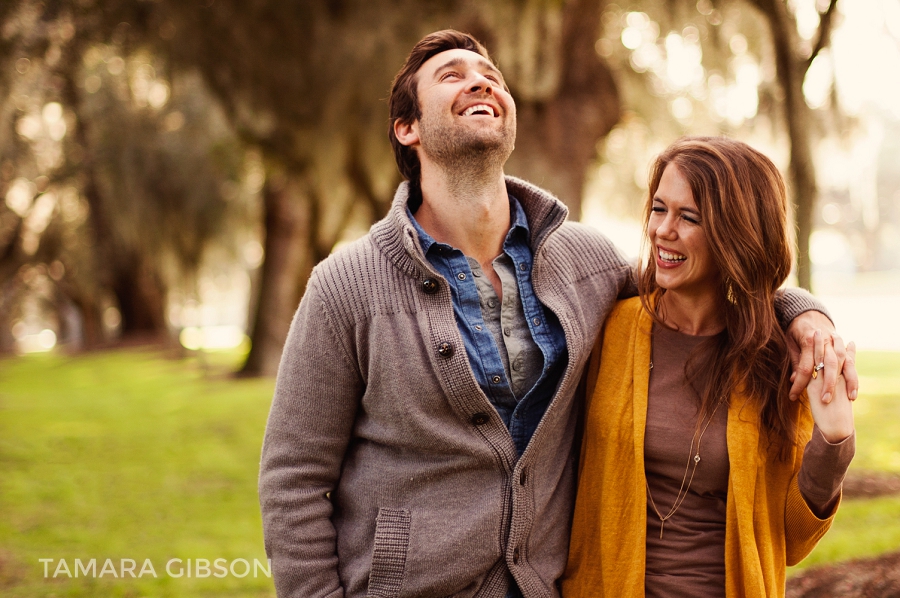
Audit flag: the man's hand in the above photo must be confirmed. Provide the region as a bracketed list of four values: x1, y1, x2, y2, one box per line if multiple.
[786, 311, 859, 404]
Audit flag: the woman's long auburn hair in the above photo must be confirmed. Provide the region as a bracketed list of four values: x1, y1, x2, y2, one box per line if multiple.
[637, 136, 797, 452]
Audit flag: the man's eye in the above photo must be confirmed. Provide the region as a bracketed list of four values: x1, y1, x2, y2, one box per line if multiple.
[441, 72, 460, 81]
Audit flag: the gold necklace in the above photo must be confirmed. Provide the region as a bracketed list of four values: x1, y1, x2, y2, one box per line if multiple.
[646, 360, 723, 539]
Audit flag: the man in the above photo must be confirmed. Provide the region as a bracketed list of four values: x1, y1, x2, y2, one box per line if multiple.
[259, 30, 855, 598]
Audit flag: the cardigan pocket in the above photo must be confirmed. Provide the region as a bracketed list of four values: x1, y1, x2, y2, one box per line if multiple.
[366, 507, 411, 598]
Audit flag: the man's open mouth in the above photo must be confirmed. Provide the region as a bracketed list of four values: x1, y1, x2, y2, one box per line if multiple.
[461, 104, 497, 117]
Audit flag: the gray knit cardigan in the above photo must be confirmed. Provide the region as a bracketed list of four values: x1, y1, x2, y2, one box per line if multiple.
[258, 176, 821, 598]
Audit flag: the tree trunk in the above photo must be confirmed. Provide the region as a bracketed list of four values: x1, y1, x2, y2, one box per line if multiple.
[765, 1, 816, 290]
[504, 0, 620, 219]
[239, 172, 317, 377]
[52, 275, 106, 349]
[62, 62, 170, 342]
[112, 252, 168, 336]
[749, 0, 839, 291]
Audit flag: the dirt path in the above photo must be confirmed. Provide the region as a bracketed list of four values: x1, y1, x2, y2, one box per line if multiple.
[787, 550, 900, 597]
[842, 471, 900, 499]
[786, 471, 900, 597]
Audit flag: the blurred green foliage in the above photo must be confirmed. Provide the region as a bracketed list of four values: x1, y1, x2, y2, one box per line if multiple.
[852, 351, 900, 473]
[0, 349, 897, 593]
[789, 350, 900, 573]
[793, 495, 900, 572]
[0, 349, 275, 597]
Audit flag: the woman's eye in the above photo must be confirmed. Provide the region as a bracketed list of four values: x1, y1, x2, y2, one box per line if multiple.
[682, 214, 700, 225]
[651, 206, 665, 214]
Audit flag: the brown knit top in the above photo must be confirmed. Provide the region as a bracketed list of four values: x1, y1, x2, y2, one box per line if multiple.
[644, 323, 855, 597]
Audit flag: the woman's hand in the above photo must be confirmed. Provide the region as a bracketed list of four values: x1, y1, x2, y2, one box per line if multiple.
[786, 311, 859, 404]
[806, 332, 856, 443]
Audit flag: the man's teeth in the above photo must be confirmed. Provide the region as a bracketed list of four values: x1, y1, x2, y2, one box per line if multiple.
[659, 249, 686, 262]
[463, 104, 496, 117]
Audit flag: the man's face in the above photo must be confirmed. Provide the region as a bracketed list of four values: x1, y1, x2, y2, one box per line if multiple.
[408, 48, 516, 168]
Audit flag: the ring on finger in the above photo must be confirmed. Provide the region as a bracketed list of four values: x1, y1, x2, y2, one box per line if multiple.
[812, 361, 825, 379]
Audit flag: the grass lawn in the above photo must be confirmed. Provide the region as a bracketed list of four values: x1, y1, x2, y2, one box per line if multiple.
[0, 348, 276, 597]
[0, 347, 898, 594]
[789, 350, 900, 573]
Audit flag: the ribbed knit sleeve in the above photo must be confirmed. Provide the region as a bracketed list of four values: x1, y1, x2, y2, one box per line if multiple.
[774, 288, 832, 330]
[259, 272, 364, 598]
[784, 402, 839, 567]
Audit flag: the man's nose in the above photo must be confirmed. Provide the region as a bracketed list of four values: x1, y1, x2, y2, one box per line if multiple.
[469, 73, 494, 94]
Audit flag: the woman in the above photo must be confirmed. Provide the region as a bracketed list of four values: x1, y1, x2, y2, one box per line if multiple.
[562, 137, 855, 597]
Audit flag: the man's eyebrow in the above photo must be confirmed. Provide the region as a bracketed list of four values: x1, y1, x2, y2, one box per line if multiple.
[433, 56, 503, 79]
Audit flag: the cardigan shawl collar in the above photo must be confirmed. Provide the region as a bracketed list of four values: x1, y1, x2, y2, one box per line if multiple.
[369, 176, 569, 283]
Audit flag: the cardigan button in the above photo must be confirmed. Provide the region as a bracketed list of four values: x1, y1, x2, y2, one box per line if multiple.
[422, 278, 439, 294]
[471, 413, 489, 426]
[437, 342, 454, 358]
[512, 547, 520, 564]
[519, 470, 527, 485]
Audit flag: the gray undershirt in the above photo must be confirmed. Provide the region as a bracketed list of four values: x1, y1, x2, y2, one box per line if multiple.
[466, 255, 542, 400]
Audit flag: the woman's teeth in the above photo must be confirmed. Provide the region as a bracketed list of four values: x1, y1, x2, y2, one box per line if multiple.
[659, 249, 686, 263]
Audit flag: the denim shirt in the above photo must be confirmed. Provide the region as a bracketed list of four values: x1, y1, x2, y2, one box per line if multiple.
[407, 196, 568, 457]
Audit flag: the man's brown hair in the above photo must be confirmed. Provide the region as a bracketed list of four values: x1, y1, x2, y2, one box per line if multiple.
[388, 30, 493, 203]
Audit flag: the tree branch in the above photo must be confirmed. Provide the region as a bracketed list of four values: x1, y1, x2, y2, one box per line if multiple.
[805, 0, 840, 73]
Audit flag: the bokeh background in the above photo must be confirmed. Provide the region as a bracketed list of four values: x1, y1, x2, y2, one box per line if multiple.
[0, 0, 898, 596]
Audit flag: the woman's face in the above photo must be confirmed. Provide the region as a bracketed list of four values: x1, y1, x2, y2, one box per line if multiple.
[648, 163, 720, 297]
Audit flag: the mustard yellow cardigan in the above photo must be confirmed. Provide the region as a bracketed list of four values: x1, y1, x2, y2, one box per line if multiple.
[561, 298, 837, 598]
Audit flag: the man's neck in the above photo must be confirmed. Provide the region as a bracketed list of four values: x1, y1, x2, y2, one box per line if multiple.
[414, 164, 511, 266]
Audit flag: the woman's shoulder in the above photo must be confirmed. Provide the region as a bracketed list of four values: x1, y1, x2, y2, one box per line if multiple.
[599, 297, 652, 353]
[609, 296, 645, 323]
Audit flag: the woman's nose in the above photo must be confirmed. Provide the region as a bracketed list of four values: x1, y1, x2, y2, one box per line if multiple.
[656, 216, 677, 239]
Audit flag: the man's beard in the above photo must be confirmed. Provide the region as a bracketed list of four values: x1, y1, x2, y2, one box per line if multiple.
[417, 109, 516, 184]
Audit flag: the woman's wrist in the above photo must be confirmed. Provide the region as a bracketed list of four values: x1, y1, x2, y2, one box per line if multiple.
[819, 425, 854, 445]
